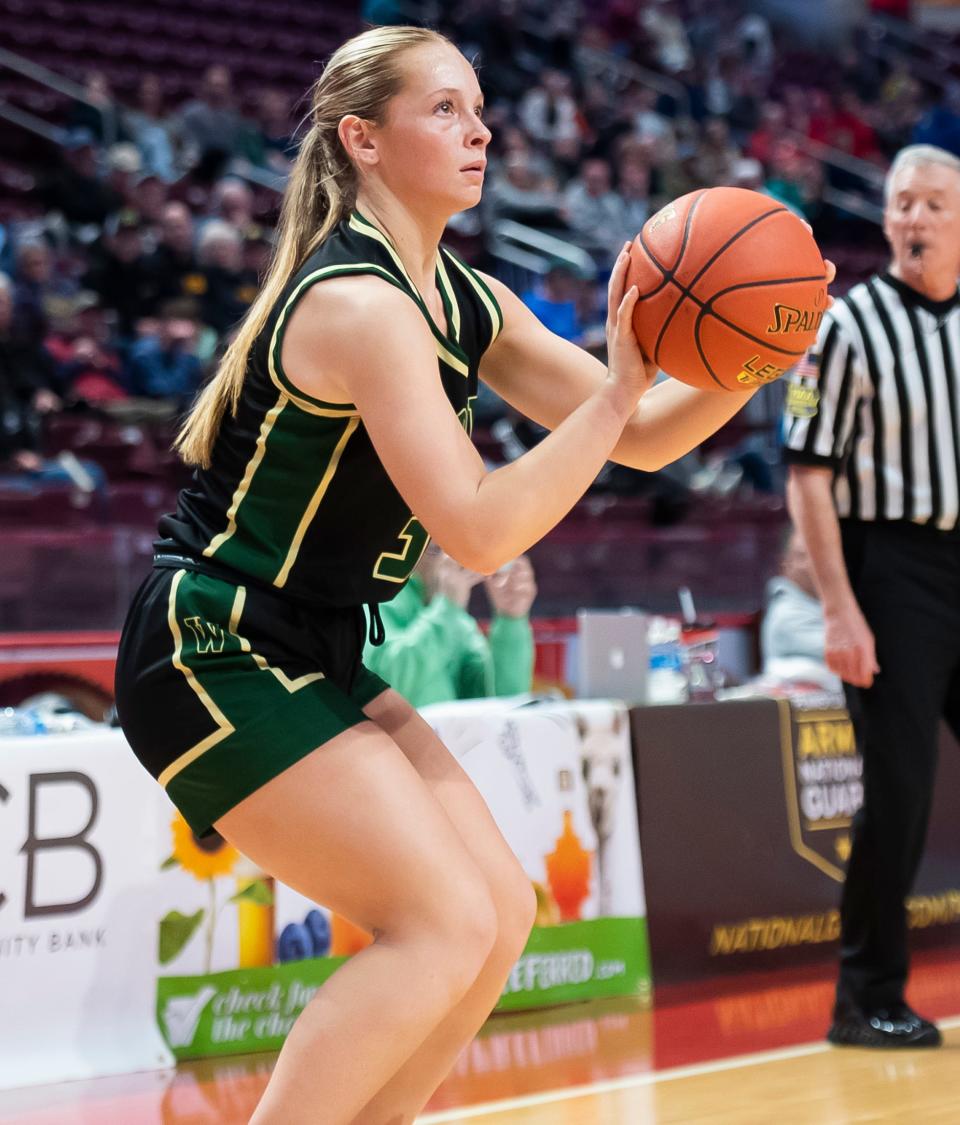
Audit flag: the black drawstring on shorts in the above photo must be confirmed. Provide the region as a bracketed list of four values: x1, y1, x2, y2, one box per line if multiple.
[367, 602, 385, 647]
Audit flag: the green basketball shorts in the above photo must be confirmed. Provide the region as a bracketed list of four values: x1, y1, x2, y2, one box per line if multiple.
[115, 565, 390, 837]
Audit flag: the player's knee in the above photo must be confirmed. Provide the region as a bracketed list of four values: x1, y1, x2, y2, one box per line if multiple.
[492, 866, 537, 964]
[437, 882, 500, 999]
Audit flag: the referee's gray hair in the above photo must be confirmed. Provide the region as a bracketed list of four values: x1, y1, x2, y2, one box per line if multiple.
[885, 144, 960, 200]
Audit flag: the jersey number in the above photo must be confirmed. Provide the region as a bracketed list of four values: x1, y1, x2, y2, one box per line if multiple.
[373, 517, 430, 584]
[373, 397, 474, 584]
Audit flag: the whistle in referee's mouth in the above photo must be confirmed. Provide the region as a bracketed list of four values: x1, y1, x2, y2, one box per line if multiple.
[910, 242, 925, 258]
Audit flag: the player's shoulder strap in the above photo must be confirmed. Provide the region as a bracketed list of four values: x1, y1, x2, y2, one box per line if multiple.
[437, 245, 504, 356]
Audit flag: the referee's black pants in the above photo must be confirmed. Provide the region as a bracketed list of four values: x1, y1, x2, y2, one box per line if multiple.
[838, 519, 960, 1012]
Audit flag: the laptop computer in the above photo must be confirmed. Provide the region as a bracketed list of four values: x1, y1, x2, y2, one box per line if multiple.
[576, 608, 650, 703]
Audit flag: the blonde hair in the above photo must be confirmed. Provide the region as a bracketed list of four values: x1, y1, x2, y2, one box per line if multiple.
[176, 24, 452, 467]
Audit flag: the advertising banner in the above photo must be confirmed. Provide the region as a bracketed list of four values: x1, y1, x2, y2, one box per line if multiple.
[154, 699, 651, 1061]
[0, 699, 651, 1080]
[0, 730, 174, 1088]
[631, 699, 960, 983]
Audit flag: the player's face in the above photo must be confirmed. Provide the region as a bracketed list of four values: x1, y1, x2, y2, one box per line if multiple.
[375, 43, 490, 212]
[884, 162, 960, 284]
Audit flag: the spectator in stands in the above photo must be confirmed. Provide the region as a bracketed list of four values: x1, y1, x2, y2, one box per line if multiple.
[105, 143, 144, 210]
[747, 101, 788, 167]
[521, 262, 586, 344]
[66, 71, 123, 148]
[625, 85, 674, 164]
[693, 117, 741, 187]
[782, 83, 813, 137]
[765, 139, 823, 220]
[489, 125, 555, 183]
[650, 140, 700, 208]
[83, 210, 157, 338]
[704, 53, 739, 119]
[123, 73, 178, 182]
[12, 240, 56, 347]
[196, 221, 253, 335]
[250, 87, 299, 174]
[808, 89, 881, 163]
[640, 0, 693, 74]
[0, 272, 60, 471]
[562, 157, 628, 266]
[363, 545, 536, 708]
[483, 151, 566, 229]
[876, 66, 922, 156]
[837, 42, 884, 106]
[725, 66, 762, 138]
[240, 224, 273, 287]
[145, 202, 201, 303]
[580, 78, 620, 156]
[730, 155, 760, 188]
[210, 178, 256, 235]
[453, 0, 540, 102]
[41, 128, 123, 228]
[126, 298, 204, 405]
[616, 156, 652, 242]
[737, 12, 775, 86]
[912, 83, 960, 159]
[131, 171, 169, 238]
[519, 69, 583, 153]
[44, 292, 128, 406]
[178, 65, 251, 179]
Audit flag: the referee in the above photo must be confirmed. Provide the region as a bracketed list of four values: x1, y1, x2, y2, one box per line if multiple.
[784, 144, 960, 1049]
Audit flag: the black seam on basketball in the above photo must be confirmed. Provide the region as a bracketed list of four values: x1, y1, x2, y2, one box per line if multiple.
[699, 273, 827, 356]
[710, 273, 827, 295]
[693, 308, 728, 389]
[637, 190, 706, 302]
[684, 205, 788, 296]
[652, 192, 707, 364]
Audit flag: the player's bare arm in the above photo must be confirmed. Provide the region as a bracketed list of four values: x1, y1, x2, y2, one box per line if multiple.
[478, 259, 837, 472]
[283, 268, 650, 573]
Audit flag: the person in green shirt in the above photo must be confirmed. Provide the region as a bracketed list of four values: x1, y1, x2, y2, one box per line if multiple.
[364, 545, 537, 707]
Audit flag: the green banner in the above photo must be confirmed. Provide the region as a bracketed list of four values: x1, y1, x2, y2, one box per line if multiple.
[495, 917, 650, 1012]
[156, 917, 650, 1060]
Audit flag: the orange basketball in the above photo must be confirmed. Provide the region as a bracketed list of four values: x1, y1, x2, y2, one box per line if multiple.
[626, 187, 828, 392]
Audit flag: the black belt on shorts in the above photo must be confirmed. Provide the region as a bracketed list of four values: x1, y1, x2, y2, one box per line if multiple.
[152, 551, 387, 647]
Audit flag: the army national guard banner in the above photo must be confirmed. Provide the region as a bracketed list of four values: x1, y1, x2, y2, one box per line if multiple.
[630, 698, 960, 984]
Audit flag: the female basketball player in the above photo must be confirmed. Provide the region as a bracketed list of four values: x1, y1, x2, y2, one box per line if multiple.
[116, 26, 828, 1124]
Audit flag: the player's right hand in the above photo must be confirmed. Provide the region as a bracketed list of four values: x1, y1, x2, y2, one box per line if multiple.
[824, 601, 880, 688]
[606, 242, 658, 413]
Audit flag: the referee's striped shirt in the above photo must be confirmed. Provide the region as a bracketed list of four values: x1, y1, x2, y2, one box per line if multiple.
[783, 272, 960, 531]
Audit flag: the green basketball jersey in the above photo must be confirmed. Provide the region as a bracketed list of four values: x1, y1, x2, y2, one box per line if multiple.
[156, 210, 503, 607]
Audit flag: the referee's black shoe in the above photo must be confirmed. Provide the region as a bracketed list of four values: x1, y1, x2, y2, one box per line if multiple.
[827, 1001, 942, 1048]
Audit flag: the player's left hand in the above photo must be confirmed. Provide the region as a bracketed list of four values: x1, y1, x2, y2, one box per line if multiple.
[607, 242, 660, 407]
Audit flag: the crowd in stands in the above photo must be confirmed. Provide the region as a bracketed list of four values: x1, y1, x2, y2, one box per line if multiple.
[2, 0, 959, 501]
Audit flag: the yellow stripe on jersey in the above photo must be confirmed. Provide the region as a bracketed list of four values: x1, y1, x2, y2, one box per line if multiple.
[444, 251, 504, 347]
[273, 415, 360, 588]
[268, 262, 404, 413]
[204, 394, 287, 559]
[435, 252, 461, 342]
[348, 213, 469, 377]
[228, 586, 326, 690]
[158, 569, 236, 788]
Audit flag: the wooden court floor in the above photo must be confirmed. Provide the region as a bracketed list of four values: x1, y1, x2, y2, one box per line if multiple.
[2, 946, 959, 1123]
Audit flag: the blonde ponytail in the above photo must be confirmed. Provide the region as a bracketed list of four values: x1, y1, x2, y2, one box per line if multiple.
[175, 24, 451, 467]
